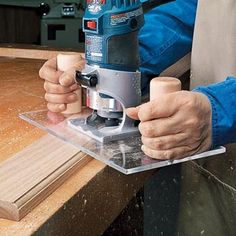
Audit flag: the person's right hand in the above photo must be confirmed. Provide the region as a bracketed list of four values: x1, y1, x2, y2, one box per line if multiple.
[39, 54, 85, 113]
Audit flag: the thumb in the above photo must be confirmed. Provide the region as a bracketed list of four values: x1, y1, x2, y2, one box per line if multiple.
[125, 106, 141, 120]
[59, 60, 85, 86]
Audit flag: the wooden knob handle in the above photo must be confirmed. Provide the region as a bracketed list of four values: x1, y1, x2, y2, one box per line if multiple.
[57, 54, 82, 114]
[150, 77, 181, 100]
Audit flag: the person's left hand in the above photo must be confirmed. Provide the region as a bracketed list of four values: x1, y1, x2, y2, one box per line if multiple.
[126, 91, 212, 160]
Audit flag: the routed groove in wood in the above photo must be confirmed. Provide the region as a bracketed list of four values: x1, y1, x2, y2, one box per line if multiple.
[0, 134, 91, 221]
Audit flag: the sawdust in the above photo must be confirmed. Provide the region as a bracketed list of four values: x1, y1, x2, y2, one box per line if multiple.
[0, 58, 46, 163]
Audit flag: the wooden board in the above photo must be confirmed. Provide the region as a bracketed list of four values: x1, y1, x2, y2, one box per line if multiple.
[0, 134, 91, 221]
[0, 44, 83, 60]
[0, 57, 91, 221]
[0, 159, 107, 236]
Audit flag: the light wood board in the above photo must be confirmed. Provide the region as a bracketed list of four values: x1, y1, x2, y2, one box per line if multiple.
[0, 134, 91, 221]
[0, 44, 83, 60]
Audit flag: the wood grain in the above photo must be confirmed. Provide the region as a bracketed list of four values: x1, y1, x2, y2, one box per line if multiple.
[0, 135, 90, 221]
[0, 44, 83, 60]
[0, 159, 106, 236]
[0, 55, 153, 235]
[0, 57, 46, 164]
[0, 57, 90, 221]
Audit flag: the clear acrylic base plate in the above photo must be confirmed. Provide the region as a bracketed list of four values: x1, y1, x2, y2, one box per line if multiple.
[20, 109, 226, 175]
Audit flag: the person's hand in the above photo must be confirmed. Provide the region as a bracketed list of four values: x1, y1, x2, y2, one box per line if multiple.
[126, 91, 212, 160]
[39, 54, 85, 113]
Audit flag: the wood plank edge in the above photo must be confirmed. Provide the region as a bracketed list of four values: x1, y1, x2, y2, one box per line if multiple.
[0, 47, 82, 60]
[0, 200, 19, 222]
[1, 154, 92, 221]
[17, 154, 92, 221]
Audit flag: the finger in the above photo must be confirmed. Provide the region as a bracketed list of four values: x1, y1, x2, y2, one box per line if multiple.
[59, 62, 85, 86]
[141, 145, 193, 160]
[80, 53, 86, 59]
[138, 93, 180, 122]
[47, 103, 66, 113]
[125, 106, 141, 120]
[47, 111, 66, 123]
[39, 57, 62, 83]
[141, 133, 188, 150]
[45, 92, 78, 104]
[44, 81, 79, 94]
[139, 116, 181, 137]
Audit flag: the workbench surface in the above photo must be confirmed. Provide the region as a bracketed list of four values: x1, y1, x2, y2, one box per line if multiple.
[0, 57, 45, 163]
[0, 56, 152, 236]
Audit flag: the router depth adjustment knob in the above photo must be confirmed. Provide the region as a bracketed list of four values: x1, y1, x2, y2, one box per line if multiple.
[76, 71, 98, 87]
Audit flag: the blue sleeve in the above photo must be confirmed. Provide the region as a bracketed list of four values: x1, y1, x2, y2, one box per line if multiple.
[139, 0, 198, 94]
[194, 77, 236, 147]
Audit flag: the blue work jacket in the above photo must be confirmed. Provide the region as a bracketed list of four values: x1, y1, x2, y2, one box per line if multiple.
[139, 0, 236, 147]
